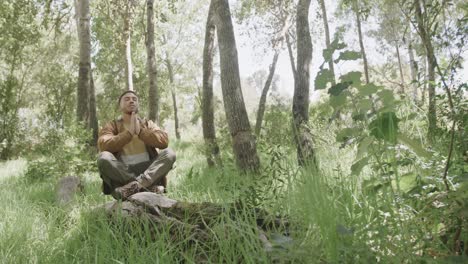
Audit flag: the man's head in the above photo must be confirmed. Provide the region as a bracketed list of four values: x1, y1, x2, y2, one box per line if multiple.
[118, 90, 139, 115]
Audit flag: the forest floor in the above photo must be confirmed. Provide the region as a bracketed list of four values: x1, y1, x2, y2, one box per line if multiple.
[0, 137, 466, 263]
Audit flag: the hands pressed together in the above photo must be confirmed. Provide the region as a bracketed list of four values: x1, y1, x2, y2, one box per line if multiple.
[127, 112, 141, 136]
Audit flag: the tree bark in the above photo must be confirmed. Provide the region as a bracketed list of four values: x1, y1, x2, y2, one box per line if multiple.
[77, 0, 90, 123]
[414, 0, 437, 139]
[165, 57, 181, 140]
[214, 0, 260, 172]
[255, 51, 279, 136]
[395, 42, 405, 94]
[355, 8, 370, 84]
[318, 0, 335, 85]
[146, 0, 159, 123]
[293, 0, 316, 167]
[407, 29, 418, 101]
[123, 0, 135, 91]
[286, 34, 297, 80]
[202, 0, 222, 167]
[89, 69, 98, 145]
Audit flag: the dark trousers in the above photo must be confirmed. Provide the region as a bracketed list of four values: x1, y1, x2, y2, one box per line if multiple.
[97, 148, 176, 193]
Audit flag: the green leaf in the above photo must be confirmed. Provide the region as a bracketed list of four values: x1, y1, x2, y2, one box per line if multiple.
[335, 51, 361, 63]
[323, 48, 333, 62]
[377, 90, 395, 107]
[392, 173, 419, 193]
[356, 137, 373, 159]
[330, 92, 347, 110]
[330, 38, 347, 50]
[328, 82, 350, 96]
[351, 157, 369, 175]
[359, 83, 380, 96]
[315, 69, 334, 90]
[397, 134, 431, 158]
[340, 71, 362, 86]
[357, 98, 373, 112]
[336, 127, 361, 142]
[369, 112, 399, 143]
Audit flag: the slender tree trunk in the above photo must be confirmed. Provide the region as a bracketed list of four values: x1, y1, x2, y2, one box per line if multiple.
[146, 0, 159, 123]
[293, 0, 316, 167]
[414, 0, 437, 139]
[286, 34, 297, 80]
[165, 57, 181, 140]
[395, 42, 405, 94]
[77, 0, 90, 123]
[318, 0, 335, 85]
[123, 1, 135, 91]
[421, 54, 427, 105]
[355, 9, 370, 84]
[407, 29, 418, 101]
[255, 51, 279, 136]
[89, 69, 98, 145]
[214, 0, 260, 172]
[202, 0, 222, 167]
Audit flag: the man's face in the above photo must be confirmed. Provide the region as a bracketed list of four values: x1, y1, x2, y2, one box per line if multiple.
[120, 93, 139, 114]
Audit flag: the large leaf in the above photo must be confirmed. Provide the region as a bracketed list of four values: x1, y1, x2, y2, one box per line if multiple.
[351, 157, 369, 175]
[377, 90, 395, 108]
[359, 83, 380, 96]
[335, 51, 361, 63]
[340, 71, 362, 87]
[336, 127, 361, 142]
[315, 68, 334, 90]
[356, 137, 374, 159]
[323, 48, 333, 62]
[392, 173, 420, 194]
[356, 98, 373, 113]
[397, 134, 431, 158]
[328, 82, 350, 96]
[369, 112, 399, 143]
[330, 92, 347, 110]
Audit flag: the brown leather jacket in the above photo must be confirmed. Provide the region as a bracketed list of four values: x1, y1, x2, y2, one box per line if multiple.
[98, 117, 168, 160]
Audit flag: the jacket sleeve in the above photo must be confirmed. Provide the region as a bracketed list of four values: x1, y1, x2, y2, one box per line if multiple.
[98, 122, 133, 152]
[138, 120, 169, 149]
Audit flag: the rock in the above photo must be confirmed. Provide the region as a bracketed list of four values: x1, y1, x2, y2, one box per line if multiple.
[56, 176, 83, 205]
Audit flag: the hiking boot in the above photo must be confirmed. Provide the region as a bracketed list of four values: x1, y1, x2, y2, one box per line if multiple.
[147, 185, 165, 194]
[113, 181, 143, 200]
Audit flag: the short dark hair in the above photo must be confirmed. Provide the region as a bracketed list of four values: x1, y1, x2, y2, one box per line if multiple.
[118, 90, 137, 103]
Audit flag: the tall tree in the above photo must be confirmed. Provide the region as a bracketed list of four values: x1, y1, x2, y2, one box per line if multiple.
[146, 0, 159, 123]
[202, 0, 222, 167]
[318, 0, 336, 85]
[413, 0, 438, 139]
[293, 0, 316, 167]
[406, 28, 419, 101]
[164, 55, 181, 140]
[213, 0, 260, 171]
[123, 0, 136, 91]
[76, 0, 91, 123]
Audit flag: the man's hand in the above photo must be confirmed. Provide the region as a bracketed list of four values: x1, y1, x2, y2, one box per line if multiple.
[128, 112, 140, 136]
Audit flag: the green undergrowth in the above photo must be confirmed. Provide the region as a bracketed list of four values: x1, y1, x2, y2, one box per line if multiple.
[0, 131, 467, 263]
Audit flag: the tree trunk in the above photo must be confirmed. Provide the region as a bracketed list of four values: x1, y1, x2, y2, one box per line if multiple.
[165, 57, 181, 140]
[355, 8, 370, 84]
[77, 0, 90, 123]
[293, 0, 316, 167]
[202, 0, 222, 167]
[146, 0, 159, 123]
[255, 51, 279, 136]
[214, 0, 260, 172]
[89, 69, 98, 145]
[286, 34, 297, 80]
[318, 0, 335, 85]
[407, 29, 418, 101]
[395, 42, 405, 94]
[123, 1, 135, 91]
[414, 0, 437, 139]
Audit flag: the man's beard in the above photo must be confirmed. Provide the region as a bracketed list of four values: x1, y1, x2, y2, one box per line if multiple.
[125, 107, 139, 115]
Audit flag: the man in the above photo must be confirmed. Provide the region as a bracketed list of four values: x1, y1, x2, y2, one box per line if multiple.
[97, 90, 176, 200]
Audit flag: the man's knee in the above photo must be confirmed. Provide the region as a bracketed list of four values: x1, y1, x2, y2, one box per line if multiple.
[97, 151, 115, 168]
[160, 148, 176, 164]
